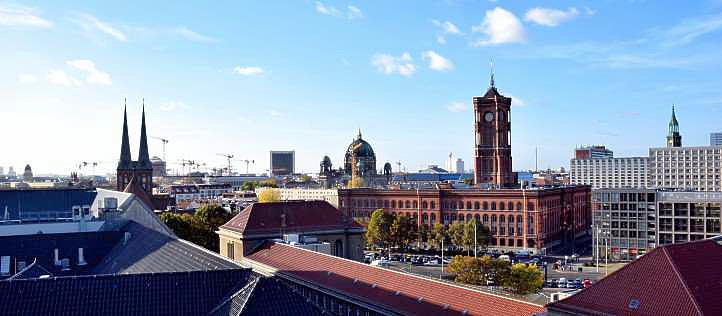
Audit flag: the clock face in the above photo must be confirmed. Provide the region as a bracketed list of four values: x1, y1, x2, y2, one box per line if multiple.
[484, 111, 494, 122]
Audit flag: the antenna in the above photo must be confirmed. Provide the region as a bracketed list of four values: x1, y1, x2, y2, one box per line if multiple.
[489, 58, 495, 88]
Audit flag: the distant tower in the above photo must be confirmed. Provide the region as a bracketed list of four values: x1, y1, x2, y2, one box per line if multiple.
[23, 164, 33, 182]
[116, 100, 154, 199]
[667, 105, 682, 148]
[455, 158, 464, 173]
[473, 65, 516, 187]
[0, 166, 4, 176]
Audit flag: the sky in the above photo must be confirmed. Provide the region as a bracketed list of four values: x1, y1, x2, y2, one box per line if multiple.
[2, 1, 722, 176]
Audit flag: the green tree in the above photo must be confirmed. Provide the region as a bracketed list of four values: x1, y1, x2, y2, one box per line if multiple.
[448, 222, 465, 251]
[462, 219, 492, 256]
[418, 223, 430, 244]
[160, 204, 232, 252]
[489, 258, 512, 287]
[240, 181, 256, 191]
[366, 209, 392, 250]
[258, 188, 281, 202]
[390, 215, 417, 251]
[447, 256, 483, 285]
[430, 223, 446, 251]
[160, 212, 193, 239]
[257, 179, 278, 188]
[504, 264, 544, 294]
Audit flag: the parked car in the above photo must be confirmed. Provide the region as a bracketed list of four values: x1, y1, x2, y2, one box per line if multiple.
[545, 279, 555, 288]
[574, 278, 583, 289]
[583, 279, 592, 288]
[566, 280, 576, 288]
[551, 279, 558, 288]
[370, 259, 390, 267]
[558, 277, 567, 288]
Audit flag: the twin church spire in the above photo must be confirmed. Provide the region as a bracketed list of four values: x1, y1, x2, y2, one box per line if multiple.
[118, 99, 151, 169]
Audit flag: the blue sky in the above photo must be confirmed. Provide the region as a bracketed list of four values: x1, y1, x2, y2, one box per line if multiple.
[2, 1, 722, 176]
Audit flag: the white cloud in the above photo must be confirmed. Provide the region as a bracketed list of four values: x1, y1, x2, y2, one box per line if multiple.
[315, 1, 341, 16]
[66, 59, 112, 85]
[472, 7, 526, 46]
[0, 4, 52, 28]
[432, 20, 462, 35]
[347, 5, 363, 19]
[269, 109, 282, 117]
[436, 35, 446, 44]
[174, 26, 217, 43]
[17, 74, 38, 84]
[446, 102, 467, 112]
[506, 94, 527, 106]
[315, 2, 363, 20]
[233, 66, 264, 76]
[46, 70, 82, 86]
[657, 14, 722, 46]
[159, 101, 189, 112]
[525, 7, 580, 27]
[73, 13, 127, 41]
[422, 51, 454, 72]
[584, 7, 596, 16]
[371, 53, 416, 77]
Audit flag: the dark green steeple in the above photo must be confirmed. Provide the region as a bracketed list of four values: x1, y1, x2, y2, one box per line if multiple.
[667, 105, 682, 147]
[118, 100, 132, 169]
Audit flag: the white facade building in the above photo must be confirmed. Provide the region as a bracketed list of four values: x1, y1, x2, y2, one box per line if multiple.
[570, 157, 649, 189]
[455, 158, 464, 173]
[649, 146, 722, 191]
[255, 188, 339, 208]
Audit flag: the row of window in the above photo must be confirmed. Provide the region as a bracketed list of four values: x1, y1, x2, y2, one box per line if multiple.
[348, 199, 536, 211]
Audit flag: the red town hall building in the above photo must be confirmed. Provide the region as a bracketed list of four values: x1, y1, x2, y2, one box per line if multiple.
[339, 75, 591, 253]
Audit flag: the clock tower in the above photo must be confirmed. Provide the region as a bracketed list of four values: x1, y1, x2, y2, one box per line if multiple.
[473, 71, 516, 187]
[666, 105, 682, 148]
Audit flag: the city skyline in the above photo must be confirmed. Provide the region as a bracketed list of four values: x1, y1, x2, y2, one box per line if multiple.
[2, 1, 722, 175]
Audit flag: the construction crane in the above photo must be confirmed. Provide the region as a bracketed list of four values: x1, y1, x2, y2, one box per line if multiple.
[396, 161, 402, 174]
[216, 153, 234, 175]
[233, 159, 255, 174]
[150, 136, 169, 161]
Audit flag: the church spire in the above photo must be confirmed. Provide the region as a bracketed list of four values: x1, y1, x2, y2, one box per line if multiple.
[138, 99, 151, 167]
[667, 104, 682, 147]
[118, 99, 132, 168]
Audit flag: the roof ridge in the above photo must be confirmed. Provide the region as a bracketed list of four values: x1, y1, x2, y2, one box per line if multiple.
[662, 246, 703, 315]
[258, 241, 543, 308]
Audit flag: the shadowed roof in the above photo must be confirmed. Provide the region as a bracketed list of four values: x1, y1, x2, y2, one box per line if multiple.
[246, 241, 545, 316]
[220, 200, 362, 236]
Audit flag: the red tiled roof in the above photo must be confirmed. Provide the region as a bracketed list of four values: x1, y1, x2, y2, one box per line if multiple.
[123, 176, 154, 209]
[220, 200, 362, 236]
[548, 238, 722, 316]
[246, 241, 545, 316]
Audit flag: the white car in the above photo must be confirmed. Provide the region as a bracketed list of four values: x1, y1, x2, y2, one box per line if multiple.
[370, 259, 390, 267]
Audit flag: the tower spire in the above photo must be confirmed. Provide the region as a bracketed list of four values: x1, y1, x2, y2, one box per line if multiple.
[138, 98, 151, 166]
[357, 128, 362, 140]
[489, 59, 495, 88]
[118, 98, 132, 168]
[667, 104, 682, 147]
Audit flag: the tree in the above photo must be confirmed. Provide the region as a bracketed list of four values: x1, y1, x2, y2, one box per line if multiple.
[160, 204, 233, 252]
[448, 222, 465, 251]
[463, 219, 492, 256]
[430, 223, 446, 250]
[348, 176, 366, 188]
[258, 188, 281, 202]
[390, 215, 417, 251]
[489, 258, 512, 287]
[256, 179, 278, 188]
[240, 181, 256, 191]
[504, 264, 544, 294]
[418, 223, 430, 244]
[447, 256, 483, 285]
[160, 213, 193, 239]
[366, 209, 392, 250]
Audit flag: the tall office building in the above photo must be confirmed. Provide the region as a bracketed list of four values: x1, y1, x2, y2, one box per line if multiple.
[575, 145, 614, 159]
[455, 158, 464, 174]
[592, 188, 657, 261]
[570, 157, 649, 189]
[270, 151, 295, 176]
[648, 146, 722, 191]
[656, 191, 722, 246]
[711, 132, 722, 146]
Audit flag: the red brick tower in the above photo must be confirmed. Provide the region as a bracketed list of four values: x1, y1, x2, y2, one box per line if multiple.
[473, 71, 516, 187]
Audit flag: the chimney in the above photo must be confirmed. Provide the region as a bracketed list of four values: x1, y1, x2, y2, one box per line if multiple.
[78, 248, 86, 266]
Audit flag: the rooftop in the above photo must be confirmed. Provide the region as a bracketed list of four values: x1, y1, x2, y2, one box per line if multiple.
[547, 236, 722, 316]
[220, 200, 362, 236]
[246, 241, 545, 316]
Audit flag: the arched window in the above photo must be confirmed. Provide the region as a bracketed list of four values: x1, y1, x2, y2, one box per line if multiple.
[458, 201, 464, 209]
[491, 215, 497, 223]
[422, 213, 428, 223]
[474, 214, 480, 222]
[384, 200, 389, 208]
[431, 201, 436, 209]
[422, 201, 428, 209]
[466, 214, 472, 221]
[516, 202, 522, 211]
[474, 202, 480, 210]
[528, 202, 535, 211]
[430, 213, 436, 223]
[491, 202, 497, 210]
[509, 215, 514, 223]
[500, 216, 505, 223]
[413, 201, 418, 208]
[405, 200, 411, 208]
[483, 201, 489, 210]
[499, 202, 505, 210]
[467, 201, 472, 209]
[398, 200, 404, 209]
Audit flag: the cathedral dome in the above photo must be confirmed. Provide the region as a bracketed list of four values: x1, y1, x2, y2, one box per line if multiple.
[344, 130, 377, 176]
